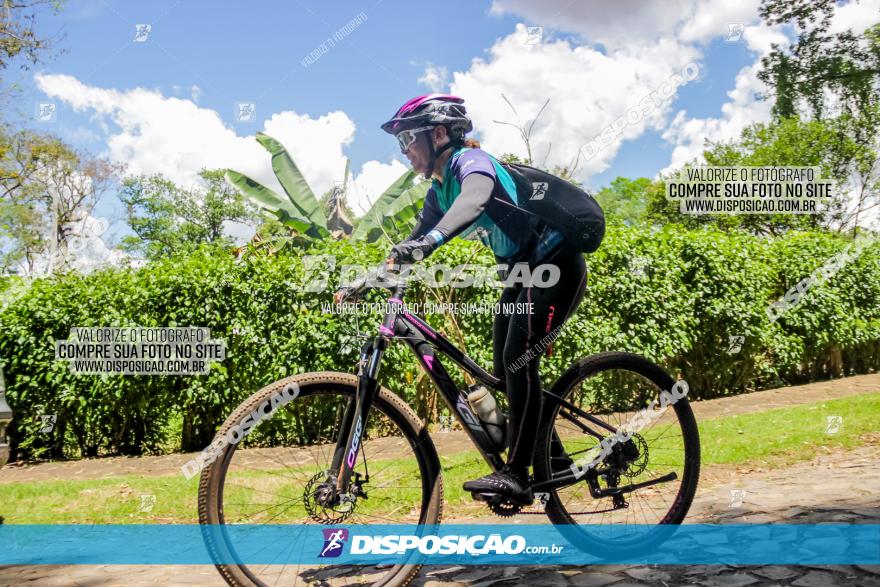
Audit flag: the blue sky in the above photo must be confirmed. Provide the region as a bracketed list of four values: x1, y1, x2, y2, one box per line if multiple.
[19, 0, 877, 257]
[18, 0, 760, 181]
[21, 1, 540, 166]
[595, 35, 758, 184]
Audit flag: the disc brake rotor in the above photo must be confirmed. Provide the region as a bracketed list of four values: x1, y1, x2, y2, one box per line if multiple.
[304, 470, 358, 523]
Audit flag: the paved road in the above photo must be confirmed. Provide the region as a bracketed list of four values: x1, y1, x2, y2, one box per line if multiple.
[2, 443, 878, 586]
[1, 375, 878, 586]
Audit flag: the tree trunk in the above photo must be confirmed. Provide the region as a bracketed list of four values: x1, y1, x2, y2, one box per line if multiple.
[828, 345, 843, 378]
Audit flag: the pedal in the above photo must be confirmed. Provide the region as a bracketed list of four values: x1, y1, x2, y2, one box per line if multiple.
[471, 491, 534, 507]
[471, 492, 502, 503]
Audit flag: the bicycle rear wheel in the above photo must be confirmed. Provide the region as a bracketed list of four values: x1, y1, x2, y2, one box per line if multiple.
[533, 352, 700, 556]
[198, 372, 443, 587]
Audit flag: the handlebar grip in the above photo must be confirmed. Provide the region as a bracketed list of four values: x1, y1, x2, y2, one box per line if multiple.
[335, 258, 405, 303]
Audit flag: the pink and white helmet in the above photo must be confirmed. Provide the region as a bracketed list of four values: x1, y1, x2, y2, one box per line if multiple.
[380, 94, 473, 138]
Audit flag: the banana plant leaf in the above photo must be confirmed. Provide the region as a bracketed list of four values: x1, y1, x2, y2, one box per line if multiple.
[255, 133, 328, 234]
[225, 169, 315, 236]
[353, 172, 430, 243]
[371, 182, 431, 244]
[352, 169, 420, 240]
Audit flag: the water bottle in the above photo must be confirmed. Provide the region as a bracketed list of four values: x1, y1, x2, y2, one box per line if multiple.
[467, 384, 507, 450]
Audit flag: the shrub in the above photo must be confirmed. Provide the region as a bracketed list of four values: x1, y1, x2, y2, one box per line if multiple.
[1, 228, 877, 460]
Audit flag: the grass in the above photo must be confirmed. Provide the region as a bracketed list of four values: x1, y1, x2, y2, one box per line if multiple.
[699, 391, 879, 466]
[0, 391, 877, 524]
[0, 474, 199, 524]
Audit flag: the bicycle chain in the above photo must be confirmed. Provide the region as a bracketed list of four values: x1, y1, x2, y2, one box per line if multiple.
[485, 489, 631, 517]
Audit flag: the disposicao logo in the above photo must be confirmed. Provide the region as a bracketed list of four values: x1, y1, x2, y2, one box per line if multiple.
[319, 529, 349, 558]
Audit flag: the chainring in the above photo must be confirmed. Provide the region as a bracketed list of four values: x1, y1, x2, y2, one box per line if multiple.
[488, 499, 524, 517]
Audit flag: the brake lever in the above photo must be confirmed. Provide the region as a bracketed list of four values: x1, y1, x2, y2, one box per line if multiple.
[335, 257, 403, 304]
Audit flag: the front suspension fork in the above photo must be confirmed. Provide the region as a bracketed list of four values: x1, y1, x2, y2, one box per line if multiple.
[330, 337, 387, 494]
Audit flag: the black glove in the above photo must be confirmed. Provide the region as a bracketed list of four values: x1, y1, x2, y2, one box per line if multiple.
[390, 231, 443, 264]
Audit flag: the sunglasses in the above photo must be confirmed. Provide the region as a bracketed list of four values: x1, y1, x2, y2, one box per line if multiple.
[395, 126, 435, 153]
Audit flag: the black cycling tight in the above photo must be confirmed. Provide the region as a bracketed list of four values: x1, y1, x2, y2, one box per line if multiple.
[492, 243, 587, 469]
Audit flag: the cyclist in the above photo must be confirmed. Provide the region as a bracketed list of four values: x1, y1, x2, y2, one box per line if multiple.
[379, 93, 591, 505]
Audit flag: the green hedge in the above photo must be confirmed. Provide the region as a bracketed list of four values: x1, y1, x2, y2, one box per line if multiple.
[1, 227, 877, 460]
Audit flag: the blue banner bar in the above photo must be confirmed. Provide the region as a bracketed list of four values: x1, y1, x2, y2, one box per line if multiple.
[1, 524, 877, 565]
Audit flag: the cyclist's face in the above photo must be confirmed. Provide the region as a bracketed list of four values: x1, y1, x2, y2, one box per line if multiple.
[403, 128, 433, 175]
[404, 126, 449, 177]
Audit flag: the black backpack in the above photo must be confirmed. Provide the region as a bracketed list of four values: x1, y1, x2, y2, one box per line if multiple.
[497, 162, 605, 254]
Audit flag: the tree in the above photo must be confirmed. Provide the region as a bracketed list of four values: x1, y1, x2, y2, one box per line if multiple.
[225, 133, 331, 240]
[317, 158, 356, 238]
[120, 169, 261, 260]
[647, 118, 869, 235]
[0, 0, 66, 98]
[0, 128, 119, 273]
[596, 177, 653, 225]
[839, 105, 880, 235]
[318, 187, 354, 236]
[757, 1, 880, 235]
[0, 191, 41, 271]
[0, 125, 54, 271]
[758, 3, 879, 121]
[227, 132, 430, 247]
[492, 94, 551, 166]
[497, 152, 524, 165]
[706, 117, 860, 234]
[493, 96, 586, 184]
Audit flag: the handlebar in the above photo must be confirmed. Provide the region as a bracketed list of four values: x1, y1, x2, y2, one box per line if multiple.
[334, 253, 405, 304]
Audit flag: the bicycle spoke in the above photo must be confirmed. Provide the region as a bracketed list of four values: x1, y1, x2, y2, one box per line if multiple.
[541, 360, 698, 551]
[201, 382, 436, 586]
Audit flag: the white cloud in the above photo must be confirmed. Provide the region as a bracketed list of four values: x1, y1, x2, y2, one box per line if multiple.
[34, 73, 399, 230]
[490, 0, 763, 47]
[679, 0, 763, 44]
[660, 60, 772, 174]
[829, 0, 880, 35]
[741, 24, 789, 56]
[657, 17, 799, 174]
[417, 63, 449, 92]
[451, 24, 700, 179]
[490, 0, 693, 48]
[36, 73, 262, 190]
[348, 159, 411, 215]
[260, 109, 357, 200]
[481, 0, 801, 180]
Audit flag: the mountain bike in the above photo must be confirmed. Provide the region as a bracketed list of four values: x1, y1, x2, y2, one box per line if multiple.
[198, 260, 701, 587]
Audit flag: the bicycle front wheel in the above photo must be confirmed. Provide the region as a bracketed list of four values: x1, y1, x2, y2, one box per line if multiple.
[534, 352, 700, 556]
[198, 372, 443, 587]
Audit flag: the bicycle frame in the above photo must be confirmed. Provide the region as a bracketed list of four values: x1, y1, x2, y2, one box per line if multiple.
[327, 280, 641, 496]
[330, 282, 507, 493]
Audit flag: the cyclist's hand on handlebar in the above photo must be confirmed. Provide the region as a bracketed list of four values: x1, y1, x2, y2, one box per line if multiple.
[389, 233, 441, 265]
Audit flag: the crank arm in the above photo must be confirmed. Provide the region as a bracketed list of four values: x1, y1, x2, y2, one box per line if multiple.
[592, 472, 678, 498]
[532, 468, 601, 491]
